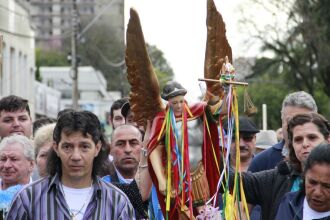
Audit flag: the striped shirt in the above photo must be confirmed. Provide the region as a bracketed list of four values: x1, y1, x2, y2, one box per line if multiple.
[5, 174, 135, 220]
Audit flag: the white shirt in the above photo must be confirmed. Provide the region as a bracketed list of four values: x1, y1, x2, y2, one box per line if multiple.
[115, 167, 133, 184]
[303, 197, 330, 220]
[61, 184, 94, 220]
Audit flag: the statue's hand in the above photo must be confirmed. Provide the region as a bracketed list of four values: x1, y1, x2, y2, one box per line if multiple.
[158, 178, 167, 195]
[159, 179, 179, 198]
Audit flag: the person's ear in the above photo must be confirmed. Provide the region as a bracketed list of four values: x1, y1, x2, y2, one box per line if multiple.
[29, 160, 35, 172]
[108, 115, 113, 125]
[53, 142, 60, 156]
[95, 141, 101, 157]
[326, 135, 330, 144]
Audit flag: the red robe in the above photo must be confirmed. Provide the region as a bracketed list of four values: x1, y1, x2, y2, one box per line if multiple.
[147, 102, 221, 219]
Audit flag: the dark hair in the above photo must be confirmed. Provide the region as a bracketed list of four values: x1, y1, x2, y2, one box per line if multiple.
[57, 108, 75, 120]
[33, 117, 56, 136]
[302, 143, 330, 192]
[304, 143, 330, 172]
[47, 110, 109, 177]
[0, 95, 30, 116]
[287, 113, 330, 172]
[110, 97, 128, 119]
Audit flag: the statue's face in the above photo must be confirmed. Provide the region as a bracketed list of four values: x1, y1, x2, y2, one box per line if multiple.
[169, 95, 185, 117]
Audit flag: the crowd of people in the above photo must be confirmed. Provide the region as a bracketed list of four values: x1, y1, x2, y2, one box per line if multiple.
[0, 87, 329, 220]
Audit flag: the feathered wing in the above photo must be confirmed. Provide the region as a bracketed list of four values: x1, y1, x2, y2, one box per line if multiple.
[204, 0, 232, 96]
[125, 8, 164, 129]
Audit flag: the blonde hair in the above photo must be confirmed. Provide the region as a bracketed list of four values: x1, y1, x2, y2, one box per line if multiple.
[33, 123, 56, 158]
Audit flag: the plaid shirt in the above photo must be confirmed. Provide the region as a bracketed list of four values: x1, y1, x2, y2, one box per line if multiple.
[5, 174, 135, 220]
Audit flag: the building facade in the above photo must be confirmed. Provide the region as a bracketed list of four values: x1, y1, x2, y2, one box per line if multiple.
[39, 66, 112, 122]
[24, 0, 124, 49]
[0, 0, 36, 116]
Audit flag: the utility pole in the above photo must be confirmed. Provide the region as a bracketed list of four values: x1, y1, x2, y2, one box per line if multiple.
[71, 0, 79, 110]
[0, 35, 2, 73]
[0, 35, 3, 95]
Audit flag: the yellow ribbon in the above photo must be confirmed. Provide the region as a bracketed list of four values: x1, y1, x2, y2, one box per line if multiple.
[232, 89, 250, 220]
[165, 110, 172, 212]
[184, 103, 193, 118]
[157, 112, 167, 141]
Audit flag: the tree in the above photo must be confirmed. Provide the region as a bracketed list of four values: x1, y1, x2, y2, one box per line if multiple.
[36, 20, 174, 97]
[146, 44, 174, 89]
[75, 22, 174, 96]
[35, 48, 68, 81]
[238, 0, 330, 117]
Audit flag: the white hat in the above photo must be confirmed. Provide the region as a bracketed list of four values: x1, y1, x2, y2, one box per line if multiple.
[256, 130, 277, 150]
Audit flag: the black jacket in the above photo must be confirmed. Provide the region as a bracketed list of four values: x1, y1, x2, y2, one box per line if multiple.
[227, 161, 300, 220]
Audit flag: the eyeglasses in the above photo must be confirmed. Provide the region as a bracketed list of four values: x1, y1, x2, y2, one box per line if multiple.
[232, 134, 255, 142]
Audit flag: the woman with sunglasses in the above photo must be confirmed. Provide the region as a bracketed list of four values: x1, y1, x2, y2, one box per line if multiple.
[223, 112, 330, 220]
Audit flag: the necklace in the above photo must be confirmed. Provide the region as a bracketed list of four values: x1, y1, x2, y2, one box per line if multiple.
[60, 181, 94, 220]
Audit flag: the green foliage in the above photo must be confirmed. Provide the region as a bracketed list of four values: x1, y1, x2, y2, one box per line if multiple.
[236, 72, 290, 130]
[35, 48, 68, 82]
[241, 0, 330, 120]
[73, 22, 127, 95]
[35, 48, 68, 66]
[72, 23, 174, 96]
[147, 44, 174, 89]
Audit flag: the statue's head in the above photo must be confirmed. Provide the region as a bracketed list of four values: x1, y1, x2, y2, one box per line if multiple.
[162, 81, 187, 117]
[161, 81, 187, 101]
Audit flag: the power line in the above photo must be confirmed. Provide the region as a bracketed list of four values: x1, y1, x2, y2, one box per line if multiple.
[95, 47, 125, 68]
[77, 0, 118, 39]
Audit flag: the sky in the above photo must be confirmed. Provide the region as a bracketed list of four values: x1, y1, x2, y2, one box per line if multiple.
[124, 0, 262, 101]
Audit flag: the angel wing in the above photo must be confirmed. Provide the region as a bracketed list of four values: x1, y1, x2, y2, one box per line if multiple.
[204, 0, 232, 96]
[125, 8, 164, 129]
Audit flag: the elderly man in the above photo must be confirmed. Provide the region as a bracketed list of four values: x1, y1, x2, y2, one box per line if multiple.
[0, 135, 34, 190]
[6, 111, 135, 219]
[248, 91, 317, 173]
[0, 95, 32, 139]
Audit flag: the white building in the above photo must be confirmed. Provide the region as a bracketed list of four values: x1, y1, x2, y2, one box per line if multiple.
[0, 0, 36, 116]
[39, 66, 112, 122]
[35, 81, 61, 119]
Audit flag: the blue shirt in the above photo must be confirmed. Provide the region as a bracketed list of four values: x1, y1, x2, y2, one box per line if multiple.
[248, 140, 285, 173]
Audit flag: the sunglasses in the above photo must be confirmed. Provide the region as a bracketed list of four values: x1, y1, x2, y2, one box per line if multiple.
[232, 134, 255, 142]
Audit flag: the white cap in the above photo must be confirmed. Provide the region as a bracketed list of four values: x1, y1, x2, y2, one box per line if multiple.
[256, 130, 278, 150]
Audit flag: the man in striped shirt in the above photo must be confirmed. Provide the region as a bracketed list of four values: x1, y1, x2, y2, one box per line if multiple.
[6, 111, 135, 220]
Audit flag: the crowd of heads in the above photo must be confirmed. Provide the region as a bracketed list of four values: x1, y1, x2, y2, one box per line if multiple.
[0, 88, 329, 217]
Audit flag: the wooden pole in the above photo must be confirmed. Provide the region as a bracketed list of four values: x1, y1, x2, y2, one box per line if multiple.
[71, 0, 79, 110]
[198, 78, 249, 86]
